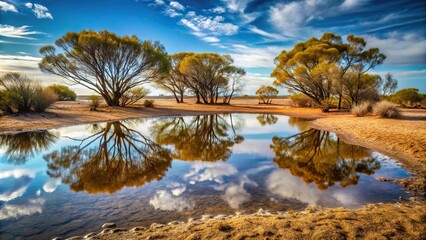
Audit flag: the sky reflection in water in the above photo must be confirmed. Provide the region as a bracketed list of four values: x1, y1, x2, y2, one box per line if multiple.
[0, 114, 410, 239]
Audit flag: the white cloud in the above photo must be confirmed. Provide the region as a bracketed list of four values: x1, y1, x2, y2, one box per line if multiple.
[0, 185, 28, 202]
[0, 198, 45, 220]
[363, 32, 426, 65]
[0, 1, 17, 12]
[180, 14, 239, 37]
[184, 162, 237, 184]
[248, 26, 287, 41]
[222, 0, 251, 12]
[25, 2, 53, 20]
[42, 178, 61, 193]
[0, 168, 36, 179]
[340, 0, 369, 10]
[169, 1, 184, 11]
[212, 6, 225, 14]
[149, 190, 194, 212]
[171, 186, 186, 196]
[0, 25, 42, 39]
[154, 0, 165, 5]
[164, 7, 181, 17]
[222, 184, 251, 209]
[0, 54, 67, 85]
[266, 170, 320, 205]
[202, 36, 220, 43]
[226, 44, 284, 68]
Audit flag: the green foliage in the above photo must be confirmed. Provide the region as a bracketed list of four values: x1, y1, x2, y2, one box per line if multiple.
[89, 95, 101, 111]
[290, 93, 317, 107]
[380, 73, 398, 96]
[0, 73, 57, 114]
[351, 102, 373, 117]
[39, 30, 169, 106]
[390, 88, 424, 107]
[143, 99, 154, 108]
[256, 85, 278, 104]
[271, 32, 386, 110]
[47, 84, 77, 101]
[373, 101, 400, 118]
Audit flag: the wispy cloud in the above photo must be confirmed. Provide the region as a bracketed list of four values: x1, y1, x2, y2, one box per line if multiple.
[0, 25, 43, 39]
[169, 1, 184, 11]
[248, 26, 287, 41]
[0, 1, 17, 12]
[180, 14, 238, 39]
[363, 32, 426, 65]
[25, 2, 53, 20]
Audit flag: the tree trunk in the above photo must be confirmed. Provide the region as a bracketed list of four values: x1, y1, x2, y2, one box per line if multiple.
[337, 94, 342, 110]
[180, 93, 184, 103]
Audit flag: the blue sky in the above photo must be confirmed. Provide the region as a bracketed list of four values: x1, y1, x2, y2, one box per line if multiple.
[0, 0, 425, 95]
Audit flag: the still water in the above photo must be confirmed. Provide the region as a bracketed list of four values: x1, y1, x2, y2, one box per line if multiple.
[0, 114, 410, 239]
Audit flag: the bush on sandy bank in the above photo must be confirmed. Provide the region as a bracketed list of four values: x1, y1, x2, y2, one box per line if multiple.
[351, 102, 373, 117]
[0, 73, 58, 114]
[373, 101, 400, 118]
[144, 100, 154, 108]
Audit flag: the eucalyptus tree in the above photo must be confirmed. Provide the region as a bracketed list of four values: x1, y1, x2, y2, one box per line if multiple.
[179, 53, 233, 104]
[223, 66, 246, 104]
[153, 52, 193, 103]
[39, 30, 170, 106]
[272, 33, 386, 110]
[256, 85, 279, 104]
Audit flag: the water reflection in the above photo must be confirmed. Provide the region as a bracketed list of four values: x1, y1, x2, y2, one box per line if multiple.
[150, 114, 244, 162]
[256, 114, 278, 126]
[43, 121, 172, 194]
[0, 131, 58, 165]
[271, 128, 381, 189]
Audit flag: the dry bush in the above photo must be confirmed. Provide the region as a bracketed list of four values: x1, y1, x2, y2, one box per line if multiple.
[351, 102, 373, 117]
[290, 93, 317, 107]
[89, 95, 101, 111]
[373, 101, 400, 118]
[32, 87, 58, 112]
[144, 99, 154, 108]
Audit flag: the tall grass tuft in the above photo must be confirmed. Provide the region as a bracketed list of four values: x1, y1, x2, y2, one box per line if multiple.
[373, 101, 401, 118]
[89, 95, 101, 111]
[351, 102, 373, 117]
[32, 87, 58, 112]
[144, 99, 154, 108]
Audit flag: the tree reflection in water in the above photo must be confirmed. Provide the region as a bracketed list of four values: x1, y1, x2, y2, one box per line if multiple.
[256, 114, 278, 126]
[0, 130, 58, 165]
[43, 121, 172, 194]
[271, 126, 381, 190]
[150, 114, 244, 162]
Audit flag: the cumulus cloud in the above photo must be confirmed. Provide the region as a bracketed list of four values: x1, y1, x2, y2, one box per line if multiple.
[0, 198, 45, 220]
[164, 7, 181, 17]
[42, 178, 61, 193]
[154, 0, 165, 5]
[0, 25, 42, 39]
[222, 0, 251, 12]
[25, 2, 53, 20]
[266, 170, 320, 205]
[222, 184, 251, 209]
[211, 6, 225, 14]
[169, 1, 184, 11]
[184, 162, 238, 184]
[0, 1, 17, 12]
[180, 14, 238, 38]
[149, 190, 194, 212]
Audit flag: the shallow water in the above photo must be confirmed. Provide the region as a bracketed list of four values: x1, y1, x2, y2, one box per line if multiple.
[0, 114, 410, 239]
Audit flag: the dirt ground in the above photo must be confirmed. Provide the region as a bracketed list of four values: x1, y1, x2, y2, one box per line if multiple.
[73, 203, 426, 240]
[1, 97, 426, 240]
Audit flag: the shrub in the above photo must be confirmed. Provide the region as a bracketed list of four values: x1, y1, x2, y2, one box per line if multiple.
[144, 99, 154, 108]
[256, 85, 278, 104]
[89, 95, 101, 111]
[120, 87, 149, 106]
[32, 87, 58, 112]
[290, 93, 317, 107]
[351, 102, 373, 117]
[0, 73, 58, 113]
[47, 84, 77, 101]
[390, 88, 424, 107]
[0, 90, 16, 114]
[373, 101, 400, 118]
